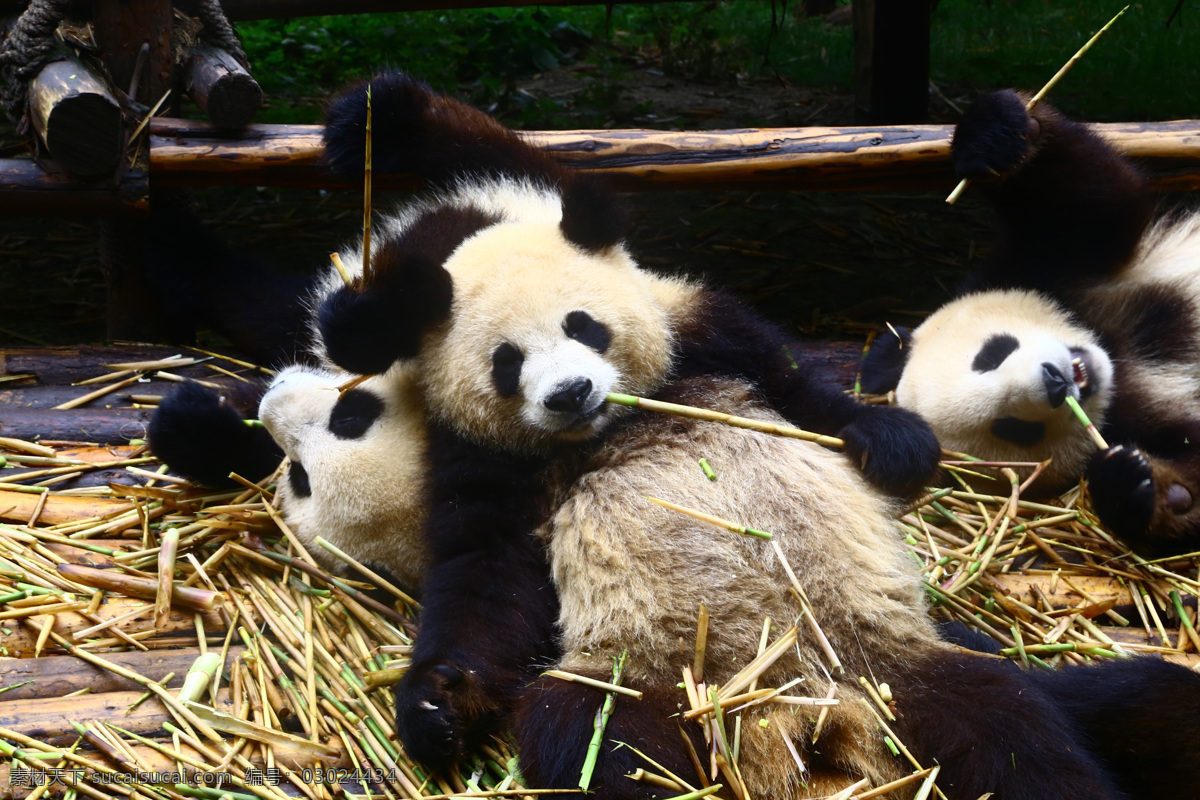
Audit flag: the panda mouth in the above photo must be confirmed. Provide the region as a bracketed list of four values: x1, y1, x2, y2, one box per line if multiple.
[564, 403, 606, 430]
[1069, 349, 1097, 399]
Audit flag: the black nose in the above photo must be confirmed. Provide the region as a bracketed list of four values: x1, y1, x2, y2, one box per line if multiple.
[1042, 362, 1069, 408]
[544, 378, 593, 413]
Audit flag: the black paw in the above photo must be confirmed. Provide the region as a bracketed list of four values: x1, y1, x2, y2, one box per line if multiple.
[393, 663, 466, 772]
[147, 382, 280, 487]
[839, 406, 941, 497]
[859, 325, 912, 395]
[951, 89, 1036, 181]
[1088, 445, 1155, 539]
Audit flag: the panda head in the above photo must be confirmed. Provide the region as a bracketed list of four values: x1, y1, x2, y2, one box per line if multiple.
[861, 289, 1114, 490]
[315, 182, 696, 453]
[259, 365, 430, 588]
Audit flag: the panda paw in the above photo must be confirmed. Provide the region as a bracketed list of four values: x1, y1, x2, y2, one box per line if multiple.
[951, 89, 1037, 182]
[393, 663, 467, 772]
[839, 406, 941, 497]
[1088, 445, 1155, 539]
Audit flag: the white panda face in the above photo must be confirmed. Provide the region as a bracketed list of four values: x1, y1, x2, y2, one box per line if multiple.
[419, 220, 694, 452]
[896, 290, 1114, 488]
[259, 365, 430, 589]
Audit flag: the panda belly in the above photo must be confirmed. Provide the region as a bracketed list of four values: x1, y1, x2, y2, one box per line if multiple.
[541, 376, 941, 794]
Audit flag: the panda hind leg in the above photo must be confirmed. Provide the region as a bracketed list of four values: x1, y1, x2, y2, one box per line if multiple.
[148, 381, 282, 488]
[888, 649, 1124, 800]
[1030, 656, 1200, 800]
[514, 671, 704, 800]
[1088, 445, 1200, 557]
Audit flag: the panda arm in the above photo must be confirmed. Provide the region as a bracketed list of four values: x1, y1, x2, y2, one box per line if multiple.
[672, 291, 941, 496]
[952, 90, 1154, 293]
[393, 426, 561, 772]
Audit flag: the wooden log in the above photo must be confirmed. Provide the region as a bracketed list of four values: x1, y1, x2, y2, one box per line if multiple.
[853, 0, 931, 124]
[0, 731, 351, 798]
[27, 55, 123, 181]
[0, 686, 234, 745]
[148, 117, 1200, 192]
[0, 491, 132, 526]
[0, 158, 147, 216]
[0, 407, 153, 445]
[185, 44, 263, 129]
[2, 344, 241, 387]
[0, 645, 244, 701]
[0, 597, 225, 658]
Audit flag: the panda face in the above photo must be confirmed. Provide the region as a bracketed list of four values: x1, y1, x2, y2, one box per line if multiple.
[259, 365, 430, 588]
[419, 220, 695, 451]
[896, 290, 1114, 489]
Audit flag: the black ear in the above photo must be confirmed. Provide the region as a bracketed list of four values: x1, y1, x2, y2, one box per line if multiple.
[317, 205, 498, 375]
[559, 175, 630, 253]
[859, 325, 913, 394]
[317, 256, 453, 376]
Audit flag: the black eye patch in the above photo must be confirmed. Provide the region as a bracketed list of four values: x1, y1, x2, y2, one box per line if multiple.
[991, 417, 1046, 446]
[328, 389, 385, 439]
[492, 343, 524, 397]
[972, 334, 1020, 372]
[563, 310, 611, 353]
[288, 461, 312, 498]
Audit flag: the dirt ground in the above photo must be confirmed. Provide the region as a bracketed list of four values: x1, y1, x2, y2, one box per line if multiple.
[0, 61, 1020, 350]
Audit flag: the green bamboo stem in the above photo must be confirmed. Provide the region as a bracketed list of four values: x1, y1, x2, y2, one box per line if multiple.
[1065, 395, 1110, 449]
[579, 649, 628, 791]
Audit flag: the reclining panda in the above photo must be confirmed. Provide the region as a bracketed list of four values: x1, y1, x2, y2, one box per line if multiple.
[152, 75, 1200, 798]
[863, 89, 1200, 558]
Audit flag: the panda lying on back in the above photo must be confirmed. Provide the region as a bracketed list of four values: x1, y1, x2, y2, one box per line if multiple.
[863, 89, 1200, 557]
[296, 73, 1200, 800]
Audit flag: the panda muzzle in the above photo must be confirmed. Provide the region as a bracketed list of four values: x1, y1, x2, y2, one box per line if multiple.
[1042, 362, 1070, 408]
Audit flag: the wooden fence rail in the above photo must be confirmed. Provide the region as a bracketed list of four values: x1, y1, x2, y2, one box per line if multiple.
[147, 117, 1200, 193]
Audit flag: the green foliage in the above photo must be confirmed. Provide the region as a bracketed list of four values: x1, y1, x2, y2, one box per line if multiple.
[236, 1, 1197, 125]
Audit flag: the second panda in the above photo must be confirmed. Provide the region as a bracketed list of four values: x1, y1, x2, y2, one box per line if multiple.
[862, 89, 1200, 558]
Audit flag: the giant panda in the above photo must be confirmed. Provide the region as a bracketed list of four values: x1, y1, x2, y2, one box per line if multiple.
[861, 89, 1200, 558]
[307, 72, 1200, 800]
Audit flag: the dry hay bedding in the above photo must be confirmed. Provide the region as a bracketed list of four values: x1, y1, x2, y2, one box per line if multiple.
[0, 348, 1196, 800]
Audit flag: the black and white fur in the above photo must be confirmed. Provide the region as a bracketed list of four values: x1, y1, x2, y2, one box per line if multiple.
[298, 73, 1199, 800]
[862, 89, 1200, 558]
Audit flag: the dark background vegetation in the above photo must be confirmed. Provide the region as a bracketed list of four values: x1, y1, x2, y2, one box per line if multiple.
[2, 0, 1197, 350]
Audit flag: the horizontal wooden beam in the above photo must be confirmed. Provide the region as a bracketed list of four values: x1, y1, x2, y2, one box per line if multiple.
[149, 117, 1200, 192]
[0, 159, 147, 215]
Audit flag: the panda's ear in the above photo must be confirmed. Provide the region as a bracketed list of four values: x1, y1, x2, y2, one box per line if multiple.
[318, 206, 498, 375]
[559, 176, 631, 253]
[859, 325, 913, 394]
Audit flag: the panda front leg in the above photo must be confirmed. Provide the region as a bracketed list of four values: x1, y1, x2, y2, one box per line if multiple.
[951, 89, 1153, 290]
[1088, 441, 1200, 557]
[514, 664, 704, 800]
[392, 428, 562, 772]
[887, 648, 1125, 800]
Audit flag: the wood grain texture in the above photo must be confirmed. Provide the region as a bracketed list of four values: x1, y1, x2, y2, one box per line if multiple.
[148, 117, 1200, 191]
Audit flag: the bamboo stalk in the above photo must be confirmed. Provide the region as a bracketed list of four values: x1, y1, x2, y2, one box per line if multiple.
[946, 5, 1129, 204]
[645, 496, 773, 540]
[544, 668, 643, 699]
[607, 393, 844, 447]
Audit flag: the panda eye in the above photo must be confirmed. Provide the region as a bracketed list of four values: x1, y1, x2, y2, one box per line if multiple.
[972, 334, 1020, 372]
[492, 342, 524, 397]
[564, 310, 611, 353]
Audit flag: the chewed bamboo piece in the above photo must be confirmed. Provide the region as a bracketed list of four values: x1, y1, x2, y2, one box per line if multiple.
[946, 5, 1129, 204]
[645, 495, 774, 540]
[1065, 395, 1110, 449]
[607, 393, 844, 448]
